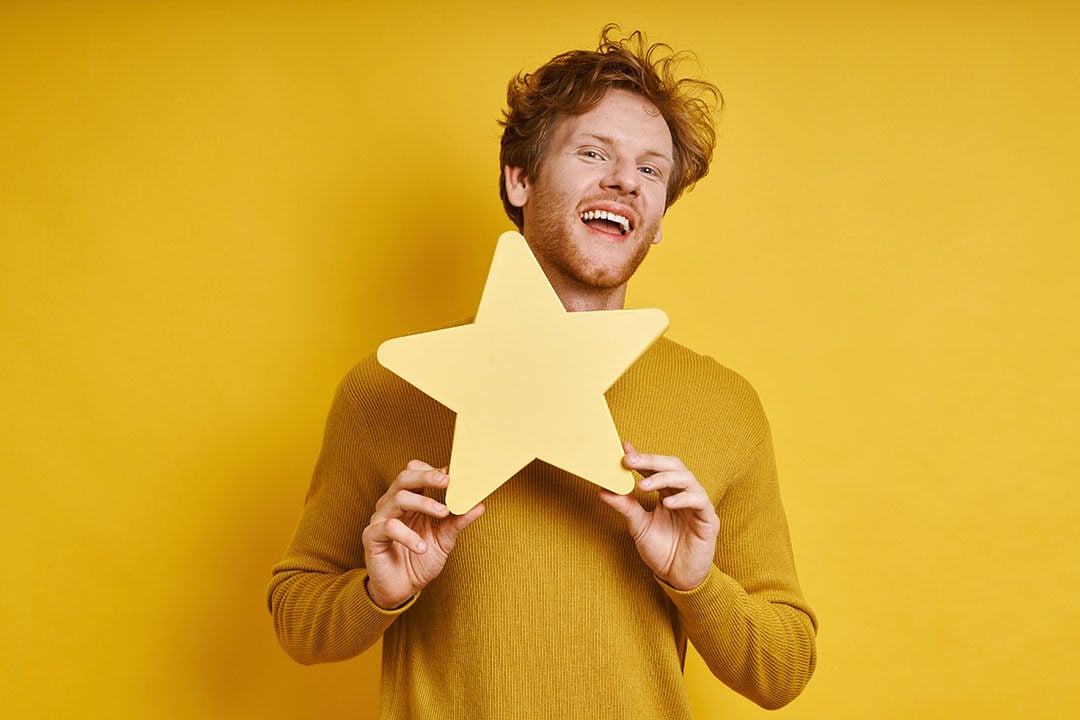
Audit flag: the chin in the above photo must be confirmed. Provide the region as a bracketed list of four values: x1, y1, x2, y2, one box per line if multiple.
[587, 246, 651, 288]
[575, 272, 625, 290]
[571, 257, 645, 290]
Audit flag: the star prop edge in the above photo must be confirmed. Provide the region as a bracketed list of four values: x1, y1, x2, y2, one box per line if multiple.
[377, 231, 668, 514]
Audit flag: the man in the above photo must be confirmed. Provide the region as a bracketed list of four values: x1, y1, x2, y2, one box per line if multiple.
[269, 27, 817, 719]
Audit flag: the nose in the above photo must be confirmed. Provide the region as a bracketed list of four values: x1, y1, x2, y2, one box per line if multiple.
[602, 158, 640, 196]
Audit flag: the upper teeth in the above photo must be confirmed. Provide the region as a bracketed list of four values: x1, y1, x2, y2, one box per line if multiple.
[581, 209, 631, 235]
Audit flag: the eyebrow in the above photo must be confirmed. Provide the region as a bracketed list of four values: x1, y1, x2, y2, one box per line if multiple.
[578, 132, 674, 164]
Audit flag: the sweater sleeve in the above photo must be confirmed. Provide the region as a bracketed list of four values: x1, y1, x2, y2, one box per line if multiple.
[266, 375, 415, 664]
[660, 430, 818, 710]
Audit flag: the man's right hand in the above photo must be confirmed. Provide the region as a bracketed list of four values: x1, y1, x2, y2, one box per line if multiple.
[361, 460, 485, 609]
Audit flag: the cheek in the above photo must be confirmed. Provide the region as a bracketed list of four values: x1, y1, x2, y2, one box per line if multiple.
[650, 188, 670, 220]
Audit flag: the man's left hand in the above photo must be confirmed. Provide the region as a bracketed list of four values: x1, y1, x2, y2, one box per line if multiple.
[598, 442, 720, 591]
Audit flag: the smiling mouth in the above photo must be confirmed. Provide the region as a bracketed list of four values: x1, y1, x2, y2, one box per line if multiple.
[580, 209, 632, 236]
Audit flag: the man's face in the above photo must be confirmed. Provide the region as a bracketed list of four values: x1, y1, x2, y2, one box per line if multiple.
[505, 89, 674, 297]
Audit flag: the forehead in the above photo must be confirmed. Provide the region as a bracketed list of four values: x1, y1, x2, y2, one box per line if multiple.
[551, 89, 674, 161]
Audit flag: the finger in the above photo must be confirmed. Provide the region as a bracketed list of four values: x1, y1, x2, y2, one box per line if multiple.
[394, 464, 450, 491]
[620, 441, 653, 477]
[373, 488, 449, 522]
[637, 469, 703, 495]
[597, 488, 649, 537]
[434, 502, 486, 553]
[377, 464, 449, 510]
[364, 517, 427, 554]
[656, 489, 715, 516]
[623, 447, 689, 475]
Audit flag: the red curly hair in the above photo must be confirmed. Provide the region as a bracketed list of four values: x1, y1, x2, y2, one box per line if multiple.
[499, 25, 722, 230]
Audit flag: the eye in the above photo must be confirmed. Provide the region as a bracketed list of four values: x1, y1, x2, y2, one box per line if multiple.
[580, 149, 606, 161]
[638, 165, 663, 179]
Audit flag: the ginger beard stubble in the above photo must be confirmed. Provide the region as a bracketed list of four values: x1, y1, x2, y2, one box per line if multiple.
[523, 183, 661, 291]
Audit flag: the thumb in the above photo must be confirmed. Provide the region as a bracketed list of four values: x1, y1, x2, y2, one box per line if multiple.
[598, 489, 648, 536]
[435, 502, 485, 553]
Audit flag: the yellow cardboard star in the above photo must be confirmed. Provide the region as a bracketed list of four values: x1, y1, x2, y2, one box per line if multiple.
[377, 231, 668, 513]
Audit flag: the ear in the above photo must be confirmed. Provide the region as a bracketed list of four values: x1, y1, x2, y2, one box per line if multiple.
[651, 225, 663, 245]
[504, 166, 530, 208]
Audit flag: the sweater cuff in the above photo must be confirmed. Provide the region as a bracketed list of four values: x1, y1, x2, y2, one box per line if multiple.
[332, 569, 421, 650]
[655, 565, 741, 620]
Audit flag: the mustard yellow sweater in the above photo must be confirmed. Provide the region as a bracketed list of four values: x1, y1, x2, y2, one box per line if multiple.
[268, 337, 817, 718]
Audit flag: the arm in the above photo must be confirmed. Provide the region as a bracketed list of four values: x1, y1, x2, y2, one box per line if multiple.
[600, 434, 817, 709]
[266, 379, 481, 664]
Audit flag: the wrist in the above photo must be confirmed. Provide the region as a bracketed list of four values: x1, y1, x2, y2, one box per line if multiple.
[365, 576, 412, 611]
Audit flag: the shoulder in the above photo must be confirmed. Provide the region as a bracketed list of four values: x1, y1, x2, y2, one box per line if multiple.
[333, 321, 467, 445]
[337, 352, 402, 408]
[613, 336, 772, 485]
[645, 337, 753, 385]
[636, 336, 768, 426]
[338, 316, 473, 409]
[336, 350, 437, 424]
[630, 338, 781, 496]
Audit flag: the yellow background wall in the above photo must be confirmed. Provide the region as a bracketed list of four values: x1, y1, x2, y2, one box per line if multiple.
[2, 2, 1077, 717]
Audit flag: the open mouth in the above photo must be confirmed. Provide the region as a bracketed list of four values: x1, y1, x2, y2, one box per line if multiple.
[580, 209, 632, 237]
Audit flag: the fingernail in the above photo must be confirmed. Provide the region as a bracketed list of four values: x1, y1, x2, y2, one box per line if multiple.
[627, 453, 640, 463]
[416, 540, 427, 552]
[639, 479, 652, 489]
